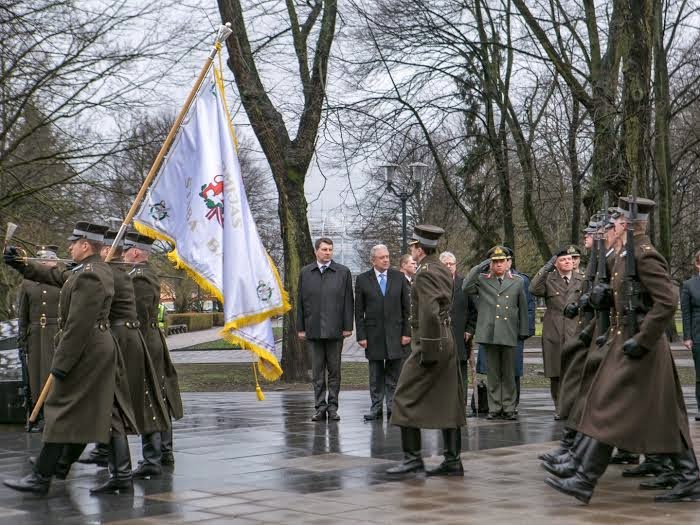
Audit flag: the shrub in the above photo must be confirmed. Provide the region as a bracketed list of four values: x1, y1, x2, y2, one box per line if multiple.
[166, 313, 214, 331]
[212, 312, 224, 326]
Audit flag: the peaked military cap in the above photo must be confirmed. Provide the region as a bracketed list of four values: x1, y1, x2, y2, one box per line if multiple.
[616, 196, 656, 220]
[67, 222, 108, 242]
[124, 231, 155, 252]
[488, 245, 509, 261]
[36, 244, 59, 259]
[103, 230, 124, 248]
[408, 224, 444, 248]
[567, 245, 581, 257]
[502, 246, 514, 259]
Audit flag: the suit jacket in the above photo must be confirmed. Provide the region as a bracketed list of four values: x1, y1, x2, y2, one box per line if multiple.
[297, 260, 354, 340]
[529, 267, 584, 377]
[463, 265, 529, 347]
[451, 275, 478, 361]
[354, 268, 410, 360]
[681, 275, 700, 345]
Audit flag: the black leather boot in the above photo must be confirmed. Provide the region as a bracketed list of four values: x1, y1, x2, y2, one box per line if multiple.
[623, 454, 672, 478]
[655, 448, 700, 502]
[541, 431, 586, 469]
[90, 434, 133, 494]
[544, 435, 613, 504]
[426, 429, 464, 476]
[609, 449, 639, 465]
[78, 442, 110, 467]
[160, 427, 174, 466]
[538, 428, 578, 463]
[133, 432, 162, 479]
[639, 470, 682, 490]
[387, 427, 424, 474]
[542, 457, 577, 478]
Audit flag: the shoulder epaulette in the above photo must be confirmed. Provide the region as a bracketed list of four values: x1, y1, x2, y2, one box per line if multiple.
[71, 263, 84, 273]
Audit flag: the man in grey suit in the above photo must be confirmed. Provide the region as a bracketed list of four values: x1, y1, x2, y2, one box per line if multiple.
[355, 245, 411, 421]
[297, 238, 354, 422]
[463, 245, 530, 420]
[681, 249, 700, 421]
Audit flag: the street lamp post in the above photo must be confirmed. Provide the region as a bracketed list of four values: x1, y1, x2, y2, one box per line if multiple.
[382, 162, 426, 253]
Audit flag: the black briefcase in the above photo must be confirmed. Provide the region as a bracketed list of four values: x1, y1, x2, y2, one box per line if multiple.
[470, 380, 489, 414]
[0, 380, 26, 424]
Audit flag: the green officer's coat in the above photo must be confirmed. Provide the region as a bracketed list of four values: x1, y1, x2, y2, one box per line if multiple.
[17, 279, 60, 404]
[390, 254, 466, 429]
[462, 266, 529, 347]
[130, 263, 183, 420]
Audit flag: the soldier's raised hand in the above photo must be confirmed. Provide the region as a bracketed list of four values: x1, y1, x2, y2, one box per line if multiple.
[3, 246, 25, 271]
[543, 254, 558, 273]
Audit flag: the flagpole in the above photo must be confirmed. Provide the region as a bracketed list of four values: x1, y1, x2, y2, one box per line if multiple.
[104, 22, 234, 263]
[26, 23, 234, 429]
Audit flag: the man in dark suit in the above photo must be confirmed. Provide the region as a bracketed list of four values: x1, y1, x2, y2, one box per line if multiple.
[297, 237, 354, 422]
[440, 251, 477, 406]
[355, 244, 411, 421]
[681, 249, 700, 421]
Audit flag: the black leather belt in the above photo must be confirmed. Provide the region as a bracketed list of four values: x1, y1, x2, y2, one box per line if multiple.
[111, 319, 140, 329]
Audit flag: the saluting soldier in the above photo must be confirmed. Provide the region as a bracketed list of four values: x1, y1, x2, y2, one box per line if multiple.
[2, 222, 137, 495]
[123, 231, 183, 468]
[387, 225, 466, 476]
[530, 246, 584, 418]
[545, 197, 700, 504]
[17, 245, 61, 422]
[463, 246, 530, 420]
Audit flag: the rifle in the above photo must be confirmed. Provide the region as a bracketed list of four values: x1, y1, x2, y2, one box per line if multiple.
[594, 194, 611, 343]
[17, 346, 32, 421]
[624, 179, 641, 339]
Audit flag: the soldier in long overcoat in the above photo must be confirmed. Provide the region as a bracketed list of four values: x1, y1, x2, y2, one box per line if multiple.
[2, 222, 137, 495]
[79, 231, 170, 475]
[388, 225, 466, 477]
[530, 245, 584, 417]
[545, 197, 700, 504]
[17, 246, 61, 410]
[123, 231, 183, 469]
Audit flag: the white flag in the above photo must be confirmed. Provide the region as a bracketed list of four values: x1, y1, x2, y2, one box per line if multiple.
[134, 67, 288, 380]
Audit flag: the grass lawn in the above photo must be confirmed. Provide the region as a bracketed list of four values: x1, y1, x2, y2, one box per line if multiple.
[174, 361, 699, 392]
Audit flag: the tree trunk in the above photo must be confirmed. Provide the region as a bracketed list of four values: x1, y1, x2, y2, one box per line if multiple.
[652, 0, 672, 262]
[569, 99, 582, 243]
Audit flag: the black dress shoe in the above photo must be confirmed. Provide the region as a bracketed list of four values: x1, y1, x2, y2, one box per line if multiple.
[311, 411, 327, 422]
[426, 461, 464, 476]
[486, 413, 500, 420]
[503, 412, 517, 421]
[386, 458, 424, 474]
[363, 412, 382, 421]
[132, 463, 162, 479]
[328, 412, 341, 421]
[90, 478, 133, 494]
[609, 451, 639, 465]
[3, 472, 50, 494]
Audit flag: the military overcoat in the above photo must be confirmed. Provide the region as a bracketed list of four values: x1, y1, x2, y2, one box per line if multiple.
[22, 254, 137, 444]
[110, 266, 170, 434]
[529, 269, 584, 377]
[390, 254, 466, 429]
[130, 263, 183, 420]
[578, 235, 690, 453]
[17, 279, 60, 404]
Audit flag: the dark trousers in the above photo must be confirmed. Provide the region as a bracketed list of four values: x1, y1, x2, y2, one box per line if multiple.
[368, 358, 403, 414]
[308, 338, 343, 413]
[484, 344, 516, 415]
[550, 376, 560, 412]
[515, 376, 521, 407]
[459, 359, 470, 405]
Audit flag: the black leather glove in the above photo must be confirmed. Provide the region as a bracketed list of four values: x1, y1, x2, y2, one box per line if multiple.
[578, 325, 593, 347]
[578, 293, 592, 313]
[543, 254, 557, 273]
[3, 246, 25, 271]
[623, 338, 649, 359]
[563, 302, 580, 319]
[590, 283, 613, 310]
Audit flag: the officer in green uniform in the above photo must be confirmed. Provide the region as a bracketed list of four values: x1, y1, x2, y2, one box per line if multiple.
[17, 245, 61, 423]
[463, 246, 530, 420]
[2, 222, 137, 495]
[123, 232, 183, 468]
[387, 225, 466, 476]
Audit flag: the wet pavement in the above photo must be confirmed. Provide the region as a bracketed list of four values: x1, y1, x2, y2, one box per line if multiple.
[1, 389, 699, 524]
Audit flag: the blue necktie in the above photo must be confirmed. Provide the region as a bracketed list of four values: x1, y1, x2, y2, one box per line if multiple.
[379, 273, 387, 296]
